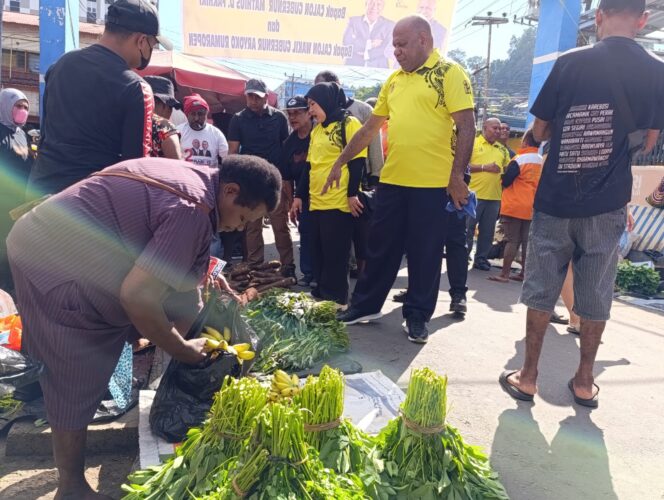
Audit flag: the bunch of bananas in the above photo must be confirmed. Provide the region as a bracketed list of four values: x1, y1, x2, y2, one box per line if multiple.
[201, 326, 256, 363]
[269, 370, 300, 402]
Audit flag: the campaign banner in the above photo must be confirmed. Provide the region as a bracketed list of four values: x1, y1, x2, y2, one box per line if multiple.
[183, 0, 456, 68]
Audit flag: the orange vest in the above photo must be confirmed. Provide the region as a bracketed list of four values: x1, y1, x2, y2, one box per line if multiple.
[500, 147, 543, 221]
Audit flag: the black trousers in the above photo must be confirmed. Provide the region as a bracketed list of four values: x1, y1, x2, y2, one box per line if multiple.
[352, 183, 448, 322]
[445, 212, 468, 300]
[311, 209, 354, 305]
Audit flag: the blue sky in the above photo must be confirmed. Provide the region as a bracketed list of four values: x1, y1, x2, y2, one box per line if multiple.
[218, 0, 533, 89]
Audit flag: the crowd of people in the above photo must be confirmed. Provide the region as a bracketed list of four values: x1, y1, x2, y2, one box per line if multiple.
[0, 0, 662, 498]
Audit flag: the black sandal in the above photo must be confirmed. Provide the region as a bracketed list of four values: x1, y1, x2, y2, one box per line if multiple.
[550, 312, 569, 325]
[499, 370, 534, 402]
[568, 379, 599, 408]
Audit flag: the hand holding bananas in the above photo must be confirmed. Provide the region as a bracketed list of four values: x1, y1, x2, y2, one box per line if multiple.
[201, 325, 256, 363]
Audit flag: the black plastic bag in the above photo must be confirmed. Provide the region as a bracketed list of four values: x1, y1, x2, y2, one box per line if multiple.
[0, 346, 44, 397]
[149, 297, 261, 443]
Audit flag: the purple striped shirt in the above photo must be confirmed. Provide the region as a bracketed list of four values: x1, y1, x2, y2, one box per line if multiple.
[8, 158, 218, 327]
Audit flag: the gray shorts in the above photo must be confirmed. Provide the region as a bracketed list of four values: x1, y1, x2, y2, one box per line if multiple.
[521, 208, 626, 321]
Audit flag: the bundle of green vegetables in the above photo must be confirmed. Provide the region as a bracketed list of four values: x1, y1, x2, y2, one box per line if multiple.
[377, 368, 509, 500]
[202, 402, 363, 499]
[244, 291, 350, 373]
[122, 377, 268, 499]
[298, 366, 395, 499]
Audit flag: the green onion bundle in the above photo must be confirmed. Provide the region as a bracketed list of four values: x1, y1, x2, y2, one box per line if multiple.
[244, 291, 350, 373]
[205, 402, 363, 499]
[298, 366, 395, 499]
[122, 377, 268, 499]
[378, 368, 509, 499]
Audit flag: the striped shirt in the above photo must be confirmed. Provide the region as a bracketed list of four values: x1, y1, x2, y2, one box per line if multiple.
[8, 158, 218, 327]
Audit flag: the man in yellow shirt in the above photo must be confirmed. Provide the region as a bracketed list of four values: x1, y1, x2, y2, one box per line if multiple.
[467, 118, 511, 271]
[322, 15, 476, 343]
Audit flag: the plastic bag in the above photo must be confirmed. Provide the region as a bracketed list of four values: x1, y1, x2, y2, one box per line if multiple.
[0, 345, 44, 397]
[149, 296, 261, 443]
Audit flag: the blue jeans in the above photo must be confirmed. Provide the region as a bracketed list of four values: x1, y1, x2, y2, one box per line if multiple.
[298, 207, 312, 277]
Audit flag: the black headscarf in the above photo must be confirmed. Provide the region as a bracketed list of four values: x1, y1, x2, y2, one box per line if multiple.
[305, 82, 349, 127]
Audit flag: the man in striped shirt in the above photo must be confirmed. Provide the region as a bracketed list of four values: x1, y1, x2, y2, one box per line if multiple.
[9, 156, 281, 499]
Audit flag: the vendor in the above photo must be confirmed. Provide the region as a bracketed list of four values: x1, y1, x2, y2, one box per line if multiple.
[7, 155, 281, 499]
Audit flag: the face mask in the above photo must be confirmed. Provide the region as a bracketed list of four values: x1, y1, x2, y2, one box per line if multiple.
[12, 107, 28, 126]
[137, 39, 153, 71]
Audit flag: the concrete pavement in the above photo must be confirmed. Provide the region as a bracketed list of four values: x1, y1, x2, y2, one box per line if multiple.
[346, 263, 664, 500]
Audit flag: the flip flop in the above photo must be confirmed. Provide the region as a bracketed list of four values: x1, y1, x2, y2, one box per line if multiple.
[550, 312, 569, 325]
[568, 379, 599, 408]
[488, 276, 510, 283]
[499, 370, 534, 402]
[567, 325, 581, 335]
[509, 275, 524, 282]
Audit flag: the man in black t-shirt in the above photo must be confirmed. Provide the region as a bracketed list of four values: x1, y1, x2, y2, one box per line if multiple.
[228, 79, 293, 275]
[500, 0, 664, 410]
[27, 0, 171, 198]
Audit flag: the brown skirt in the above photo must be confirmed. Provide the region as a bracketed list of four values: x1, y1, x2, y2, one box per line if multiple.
[11, 271, 130, 430]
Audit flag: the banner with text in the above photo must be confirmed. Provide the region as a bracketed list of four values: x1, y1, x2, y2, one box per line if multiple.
[184, 0, 456, 68]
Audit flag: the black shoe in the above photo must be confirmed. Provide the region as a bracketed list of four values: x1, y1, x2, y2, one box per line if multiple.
[450, 296, 467, 314]
[281, 265, 296, 278]
[299, 274, 313, 287]
[336, 307, 382, 325]
[310, 288, 322, 300]
[404, 319, 429, 344]
[473, 261, 491, 271]
[392, 290, 407, 303]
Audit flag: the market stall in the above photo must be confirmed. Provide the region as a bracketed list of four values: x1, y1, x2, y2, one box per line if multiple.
[137, 51, 278, 116]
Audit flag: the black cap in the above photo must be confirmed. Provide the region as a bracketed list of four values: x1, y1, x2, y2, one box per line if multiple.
[285, 95, 308, 110]
[244, 78, 268, 98]
[144, 75, 181, 109]
[598, 0, 645, 13]
[106, 0, 173, 50]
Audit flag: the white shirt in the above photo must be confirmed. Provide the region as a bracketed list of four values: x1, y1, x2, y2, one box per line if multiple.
[177, 122, 229, 168]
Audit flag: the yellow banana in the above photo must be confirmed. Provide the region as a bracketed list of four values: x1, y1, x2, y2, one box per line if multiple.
[280, 387, 297, 397]
[200, 333, 218, 341]
[204, 339, 220, 351]
[232, 343, 251, 353]
[291, 374, 299, 386]
[275, 370, 291, 385]
[223, 327, 232, 342]
[238, 351, 255, 360]
[226, 345, 238, 356]
[204, 326, 223, 341]
[273, 381, 291, 391]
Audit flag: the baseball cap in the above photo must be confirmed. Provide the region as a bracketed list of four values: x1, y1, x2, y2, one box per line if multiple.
[244, 79, 268, 98]
[598, 0, 645, 13]
[106, 0, 173, 50]
[183, 94, 210, 115]
[144, 76, 181, 109]
[285, 95, 308, 110]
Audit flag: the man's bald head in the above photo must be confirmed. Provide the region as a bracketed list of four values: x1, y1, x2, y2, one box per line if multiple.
[392, 15, 434, 72]
[483, 118, 502, 144]
[395, 15, 434, 43]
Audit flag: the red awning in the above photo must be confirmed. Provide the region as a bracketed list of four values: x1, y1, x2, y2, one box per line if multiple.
[137, 51, 276, 114]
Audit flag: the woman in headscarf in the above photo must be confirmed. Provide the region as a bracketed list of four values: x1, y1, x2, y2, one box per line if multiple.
[290, 82, 367, 307]
[0, 88, 32, 294]
[144, 76, 182, 159]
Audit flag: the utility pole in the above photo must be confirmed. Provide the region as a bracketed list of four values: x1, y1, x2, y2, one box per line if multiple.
[471, 12, 508, 121]
[284, 72, 302, 99]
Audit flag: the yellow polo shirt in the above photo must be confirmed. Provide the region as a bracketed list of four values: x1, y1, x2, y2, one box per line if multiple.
[468, 134, 511, 201]
[308, 116, 367, 212]
[373, 50, 474, 188]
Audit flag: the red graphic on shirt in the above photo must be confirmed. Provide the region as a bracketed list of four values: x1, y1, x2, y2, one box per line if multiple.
[139, 81, 155, 157]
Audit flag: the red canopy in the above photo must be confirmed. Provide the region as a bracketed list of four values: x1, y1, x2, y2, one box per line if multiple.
[137, 51, 277, 114]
